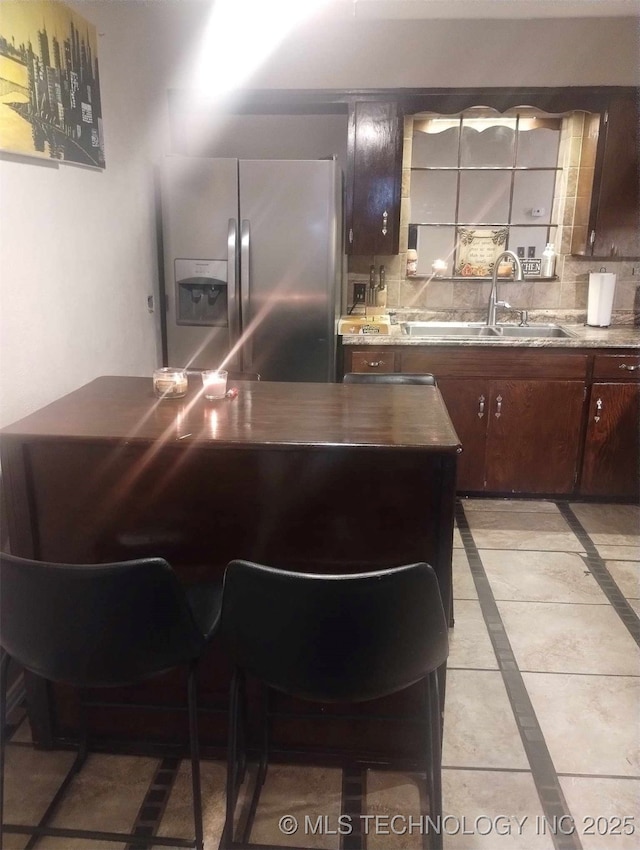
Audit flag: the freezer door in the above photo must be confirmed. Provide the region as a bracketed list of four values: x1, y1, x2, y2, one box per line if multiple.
[161, 156, 241, 370]
[238, 159, 341, 382]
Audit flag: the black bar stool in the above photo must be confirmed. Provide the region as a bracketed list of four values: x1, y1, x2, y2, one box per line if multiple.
[0, 553, 222, 850]
[219, 559, 449, 850]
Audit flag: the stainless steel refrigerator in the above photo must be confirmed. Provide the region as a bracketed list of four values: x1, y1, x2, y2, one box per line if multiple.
[160, 155, 342, 381]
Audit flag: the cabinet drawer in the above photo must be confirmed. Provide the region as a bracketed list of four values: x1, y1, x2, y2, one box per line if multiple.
[592, 353, 640, 382]
[350, 350, 396, 373]
[400, 348, 588, 380]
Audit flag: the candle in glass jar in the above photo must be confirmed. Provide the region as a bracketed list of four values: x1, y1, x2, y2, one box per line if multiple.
[153, 367, 187, 399]
[432, 259, 447, 277]
[202, 369, 228, 400]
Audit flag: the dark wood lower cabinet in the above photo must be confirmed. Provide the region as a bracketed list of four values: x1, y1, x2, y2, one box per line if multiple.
[581, 383, 640, 498]
[484, 380, 585, 494]
[343, 343, 640, 497]
[439, 378, 585, 493]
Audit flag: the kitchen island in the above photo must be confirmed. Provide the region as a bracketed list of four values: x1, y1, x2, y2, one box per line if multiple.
[1, 376, 460, 765]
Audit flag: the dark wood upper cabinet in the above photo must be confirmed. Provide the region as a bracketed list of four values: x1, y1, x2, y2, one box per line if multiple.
[346, 101, 404, 255]
[587, 93, 640, 259]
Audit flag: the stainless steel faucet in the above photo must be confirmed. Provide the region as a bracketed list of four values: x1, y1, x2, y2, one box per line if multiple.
[486, 250, 524, 326]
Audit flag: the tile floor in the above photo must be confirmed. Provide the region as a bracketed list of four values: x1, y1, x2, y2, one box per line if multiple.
[3, 499, 639, 850]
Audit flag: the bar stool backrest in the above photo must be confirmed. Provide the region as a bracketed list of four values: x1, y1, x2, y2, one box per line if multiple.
[221, 560, 448, 703]
[343, 373, 437, 385]
[0, 553, 206, 688]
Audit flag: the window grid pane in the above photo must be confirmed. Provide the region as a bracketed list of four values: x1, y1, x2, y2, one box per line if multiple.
[410, 113, 561, 276]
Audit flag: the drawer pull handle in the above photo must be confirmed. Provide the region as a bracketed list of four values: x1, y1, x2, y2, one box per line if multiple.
[619, 363, 639, 372]
[495, 395, 502, 419]
[594, 397, 602, 423]
[365, 360, 383, 368]
[477, 395, 485, 418]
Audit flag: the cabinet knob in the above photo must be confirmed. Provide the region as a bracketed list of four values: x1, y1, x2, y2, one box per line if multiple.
[477, 395, 485, 418]
[619, 363, 639, 372]
[381, 210, 388, 236]
[495, 395, 503, 418]
[365, 360, 383, 368]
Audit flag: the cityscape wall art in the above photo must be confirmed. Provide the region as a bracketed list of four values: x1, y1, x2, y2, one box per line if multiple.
[0, 1, 105, 168]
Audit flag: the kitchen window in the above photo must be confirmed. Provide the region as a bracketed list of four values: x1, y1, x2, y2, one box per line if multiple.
[408, 109, 565, 278]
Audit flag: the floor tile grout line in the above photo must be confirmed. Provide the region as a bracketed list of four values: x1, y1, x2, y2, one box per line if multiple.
[442, 765, 532, 774]
[517, 670, 640, 679]
[557, 772, 640, 781]
[463, 599, 615, 607]
[446, 666, 640, 678]
[556, 502, 640, 646]
[454, 499, 584, 850]
[455, 548, 588, 555]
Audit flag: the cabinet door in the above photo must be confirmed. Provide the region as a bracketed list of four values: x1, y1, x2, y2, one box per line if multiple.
[589, 95, 640, 258]
[346, 101, 403, 255]
[581, 383, 640, 499]
[437, 378, 489, 492]
[485, 381, 585, 494]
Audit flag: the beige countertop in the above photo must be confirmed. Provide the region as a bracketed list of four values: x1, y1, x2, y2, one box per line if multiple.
[340, 323, 640, 349]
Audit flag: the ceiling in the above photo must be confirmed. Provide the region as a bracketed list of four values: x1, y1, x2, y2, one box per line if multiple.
[328, 0, 640, 18]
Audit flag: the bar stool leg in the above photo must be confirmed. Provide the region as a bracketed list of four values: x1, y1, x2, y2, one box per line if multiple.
[187, 664, 204, 850]
[222, 668, 242, 848]
[427, 670, 443, 850]
[0, 651, 10, 845]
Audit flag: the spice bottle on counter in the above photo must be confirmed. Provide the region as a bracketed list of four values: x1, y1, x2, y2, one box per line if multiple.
[406, 249, 418, 277]
[541, 243, 556, 277]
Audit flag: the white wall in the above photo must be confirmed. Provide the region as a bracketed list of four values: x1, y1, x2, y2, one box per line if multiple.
[0, 2, 170, 426]
[0, 1, 637, 427]
[239, 14, 640, 89]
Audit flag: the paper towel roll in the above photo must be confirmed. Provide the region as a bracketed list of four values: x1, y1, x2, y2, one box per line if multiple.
[587, 272, 616, 327]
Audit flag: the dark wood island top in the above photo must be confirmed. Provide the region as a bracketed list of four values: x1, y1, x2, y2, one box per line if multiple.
[1, 375, 461, 452]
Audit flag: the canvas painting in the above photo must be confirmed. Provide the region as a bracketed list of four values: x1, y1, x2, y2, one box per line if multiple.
[0, 0, 105, 167]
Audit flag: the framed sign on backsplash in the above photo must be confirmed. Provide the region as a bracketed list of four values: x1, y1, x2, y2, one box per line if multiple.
[0, 1, 105, 168]
[455, 228, 508, 277]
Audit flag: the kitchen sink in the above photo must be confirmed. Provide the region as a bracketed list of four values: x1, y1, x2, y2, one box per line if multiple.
[402, 321, 576, 339]
[402, 322, 499, 337]
[494, 324, 576, 338]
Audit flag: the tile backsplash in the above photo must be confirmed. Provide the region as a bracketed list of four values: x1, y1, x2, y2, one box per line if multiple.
[346, 116, 640, 326]
[346, 256, 639, 325]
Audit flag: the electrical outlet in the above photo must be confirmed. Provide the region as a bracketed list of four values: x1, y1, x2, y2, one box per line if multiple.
[353, 282, 367, 303]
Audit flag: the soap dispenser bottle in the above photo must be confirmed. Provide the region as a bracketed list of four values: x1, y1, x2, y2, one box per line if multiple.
[541, 243, 556, 278]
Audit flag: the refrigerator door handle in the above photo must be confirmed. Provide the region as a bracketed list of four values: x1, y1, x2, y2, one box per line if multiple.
[227, 218, 240, 351]
[240, 219, 253, 370]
